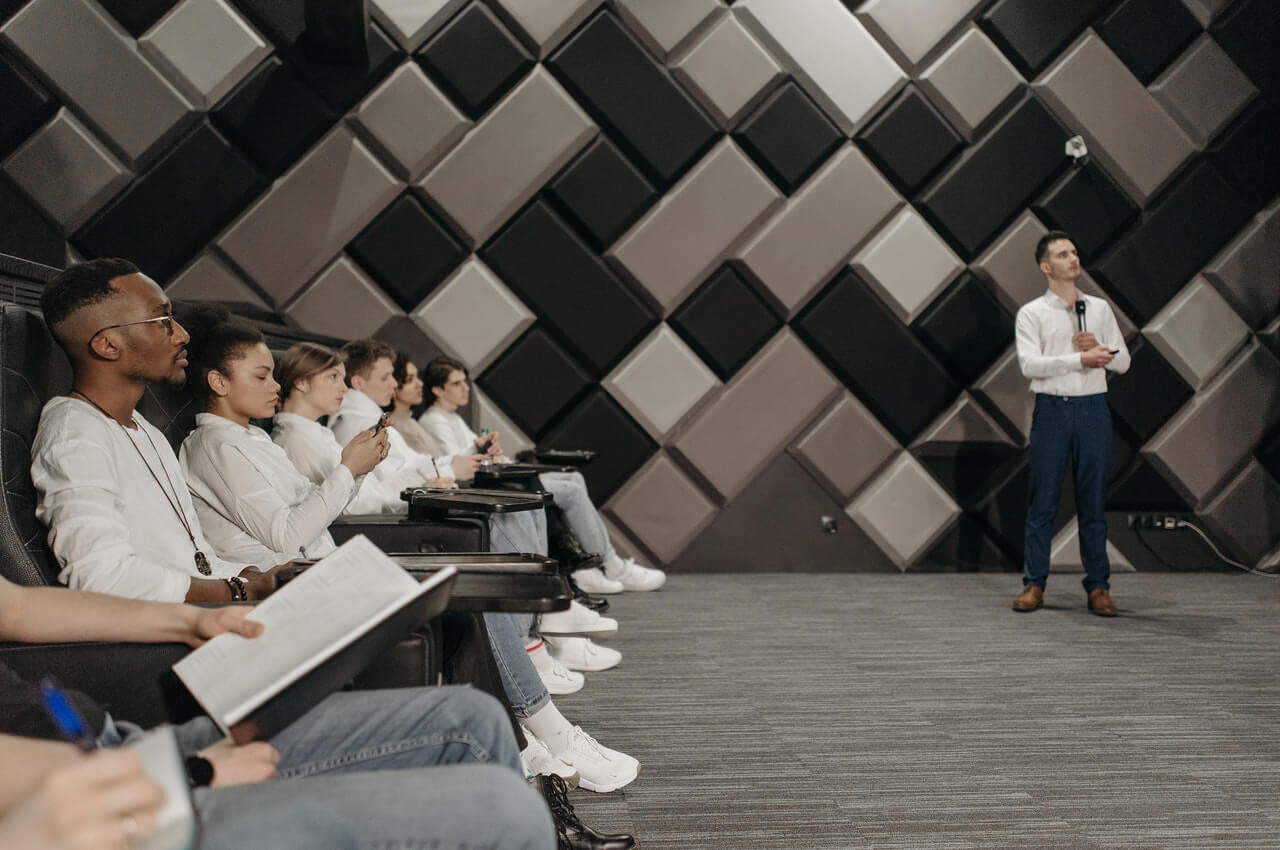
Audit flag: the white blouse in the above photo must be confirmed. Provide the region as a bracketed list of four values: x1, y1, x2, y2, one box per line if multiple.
[273, 410, 407, 515]
[419, 406, 478, 458]
[329, 388, 454, 481]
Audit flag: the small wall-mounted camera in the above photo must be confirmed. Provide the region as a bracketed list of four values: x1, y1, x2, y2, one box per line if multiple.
[1065, 135, 1089, 168]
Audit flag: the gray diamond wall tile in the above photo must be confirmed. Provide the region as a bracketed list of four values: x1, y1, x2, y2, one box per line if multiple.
[1144, 276, 1252, 390]
[603, 323, 720, 441]
[791, 393, 900, 503]
[165, 250, 268, 310]
[607, 451, 718, 563]
[411, 256, 534, 371]
[218, 126, 403, 305]
[419, 66, 596, 247]
[1150, 35, 1258, 147]
[1196, 459, 1280, 565]
[371, 0, 466, 52]
[137, 0, 270, 109]
[918, 24, 1024, 140]
[1203, 202, 1280, 329]
[852, 206, 964, 324]
[1034, 32, 1195, 205]
[1, 0, 194, 166]
[735, 0, 907, 134]
[1078, 270, 1140, 342]
[352, 61, 471, 181]
[2, 107, 130, 230]
[472, 385, 534, 456]
[673, 329, 839, 501]
[972, 347, 1033, 445]
[612, 0, 721, 61]
[1049, 520, 1135, 573]
[846, 451, 960, 569]
[488, 0, 604, 59]
[609, 137, 781, 314]
[671, 11, 783, 128]
[970, 209, 1047, 314]
[283, 254, 402, 340]
[857, 0, 984, 69]
[913, 392, 1015, 446]
[1144, 341, 1280, 506]
[736, 144, 901, 317]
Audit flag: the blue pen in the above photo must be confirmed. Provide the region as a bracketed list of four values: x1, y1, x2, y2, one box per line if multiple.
[38, 676, 98, 752]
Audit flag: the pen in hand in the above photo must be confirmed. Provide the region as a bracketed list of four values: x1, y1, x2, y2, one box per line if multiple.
[39, 675, 98, 752]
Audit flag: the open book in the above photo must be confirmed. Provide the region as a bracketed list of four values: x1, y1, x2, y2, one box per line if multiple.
[173, 535, 456, 741]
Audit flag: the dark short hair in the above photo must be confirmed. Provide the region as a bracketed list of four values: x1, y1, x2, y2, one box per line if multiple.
[277, 342, 344, 401]
[40, 258, 140, 333]
[175, 302, 265, 409]
[392, 350, 417, 388]
[423, 356, 466, 395]
[1035, 230, 1073, 265]
[340, 339, 395, 386]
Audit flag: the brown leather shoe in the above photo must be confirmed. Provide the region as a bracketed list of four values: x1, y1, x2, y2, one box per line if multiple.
[1088, 588, 1118, 617]
[1012, 585, 1043, 612]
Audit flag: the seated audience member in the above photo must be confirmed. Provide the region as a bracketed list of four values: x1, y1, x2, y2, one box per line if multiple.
[386, 351, 441, 456]
[420, 357, 665, 595]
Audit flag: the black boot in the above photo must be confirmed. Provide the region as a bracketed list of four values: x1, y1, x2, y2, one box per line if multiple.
[537, 774, 636, 850]
[565, 571, 609, 613]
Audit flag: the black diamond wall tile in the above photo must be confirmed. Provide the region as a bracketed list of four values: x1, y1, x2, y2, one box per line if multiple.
[917, 92, 1069, 259]
[96, 0, 180, 37]
[669, 264, 782, 382]
[482, 200, 657, 377]
[479, 326, 592, 438]
[1210, 0, 1279, 95]
[917, 514, 1017, 571]
[1257, 428, 1280, 486]
[794, 268, 960, 444]
[544, 136, 657, 250]
[1106, 336, 1194, 445]
[1, 0, 25, 25]
[348, 194, 465, 311]
[912, 272, 1014, 384]
[1106, 457, 1192, 511]
[856, 85, 963, 198]
[913, 441, 1021, 509]
[73, 121, 267, 283]
[1096, 0, 1202, 85]
[974, 454, 1076, 560]
[539, 389, 657, 503]
[979, 0, 1114, 78]
[1032, 161, 1139, 260]
[1261, 320, 1280, 361]
[0, 52, 58, 161]
[0, 172, 64, 267]
[1094, 160, 1254, 324]
[211, 56, 336, 178]
[547, 10, 719, 187]
[733, 80, 844, 195]
[415, 2, 533, 119]
[1208, 101, 1280, 211]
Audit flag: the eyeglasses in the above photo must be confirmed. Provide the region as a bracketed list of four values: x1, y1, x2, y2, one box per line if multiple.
[89, 314, 175, 342]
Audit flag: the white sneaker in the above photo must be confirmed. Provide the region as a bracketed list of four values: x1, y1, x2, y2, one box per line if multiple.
[605, 555, 666, 591]
[549, 726, 639, 793]
[520, 730, 580, 788]
[571, 567, 624, 594]
[539, 601, 618, 638]
[544, 636, 622, 672]
[526, 640, 585, 695]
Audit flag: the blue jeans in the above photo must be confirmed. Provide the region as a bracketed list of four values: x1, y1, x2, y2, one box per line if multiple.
[489, 509, 547, 555]
[539, 471, 614, 560]
[484, 509, 552, 720]
[1023, 393, 1113, 593]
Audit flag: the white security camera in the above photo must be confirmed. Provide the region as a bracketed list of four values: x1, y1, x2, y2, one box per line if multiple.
[1065, 135, 1089, 167]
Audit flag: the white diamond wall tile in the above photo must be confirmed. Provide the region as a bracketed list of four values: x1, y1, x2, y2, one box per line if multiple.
[846, 451, 959, 569]
[370, 0, 467, 52]
[609, 137, 781, 314]
[971, 210, 1047, 314]
[2, 108, 130, 230]
[1033, 32, 1196, 206]
[419, 67, 596, 247]
[1179, 0, 1235, 27]
[1202, 201, 1280, 329]
[972, 347, 1033, 446]
[1144, 341, 1280, 507]
[670, 12, 783, 128]
[165, 250, 268, 310]
[735, 0, 907, 134]
[736, 144, 901, 317]
[913, 392, 1014, 446]
[918, 24, 1024, 140]
[1196, 459, 1280, 565]
[283, 255, 402, 340]
[852, 205, 964, 324]
[1144, 276, 1252, 390]
[1150, 35, 1257, 148]
[352, 61, 472, 181]
[612, 0, 722, 61]
[673, 329, 839, 501]
[411, 256, 535, 372]
[218, 126, 403, 305]
[791, 393, 900, 503]
[1, 0, 194, 167]
[603, 324, 720, 441]
[856, 0, 984, 69]
[472, 386, 534, 457]
[607, 451, 719, 563]
[1048, 520, 1135, 573]
[137, 0, 270, 110]
[488, 0, 604, 58]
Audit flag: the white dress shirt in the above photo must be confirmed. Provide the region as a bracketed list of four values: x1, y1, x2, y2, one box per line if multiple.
[419, 406, 478, 458]
[330, 388, 454, 480]
[31, 396, 246, 601]
[273, 410, 405, 515]
[180, 413, 354, 565]
[1014, 290, 1131, 396]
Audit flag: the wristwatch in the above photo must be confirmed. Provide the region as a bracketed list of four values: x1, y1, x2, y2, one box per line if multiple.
[185, 755, 214, 788]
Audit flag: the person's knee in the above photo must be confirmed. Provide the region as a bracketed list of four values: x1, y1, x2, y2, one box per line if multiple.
[447, 686, 515, 751]
[478, 768, 556, 850]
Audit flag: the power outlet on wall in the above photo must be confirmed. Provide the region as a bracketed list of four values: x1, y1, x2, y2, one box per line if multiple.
[1127, 514, 1185, 530]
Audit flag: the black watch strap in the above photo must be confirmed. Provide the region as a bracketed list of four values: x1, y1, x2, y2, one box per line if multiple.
[185, 755, 214, 788]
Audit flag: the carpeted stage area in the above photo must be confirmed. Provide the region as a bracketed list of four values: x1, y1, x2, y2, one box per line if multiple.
[561, 572, 1280, 849]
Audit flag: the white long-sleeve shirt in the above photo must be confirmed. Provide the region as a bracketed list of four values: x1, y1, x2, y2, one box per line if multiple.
[31, 396, 247, 601]
[1014, 290, 1131, 395]
[329, 388, 454, 481]
[180, 413, 354, 565]
[271, 410, 408, 514]
[419, 405, 478, 458]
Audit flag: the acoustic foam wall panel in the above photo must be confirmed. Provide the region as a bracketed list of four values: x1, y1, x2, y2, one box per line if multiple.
[611, 0, 720, 61]
[540, 389, 657, 502]
[283, 255, 401, 342]
[411, 256, 534, 373]
[733, 80, 844, 196]
[415, 1, 533, 120]
[917, 24, 1024, 141]
[1201, 202, 1280, 329]
[351, 61, 471, 182]
[671, 11, 783, 129]
[791, 393, 900, 505]
[138, 0, 270, 110]
[347, 193, 466, 311]
[544, 135, 657, 251]
[1150, 34, 1257, 148]
[370, 0, 465, 53]
[668, 263, 782, 383]
[0, 41, 57, 159]
[1143, 276, 1252, 390]
[603, 324, 719, 441]
[856, 85, 964, 197]
[479, 326, 592, 438]
[1095, 0, 1201, 85]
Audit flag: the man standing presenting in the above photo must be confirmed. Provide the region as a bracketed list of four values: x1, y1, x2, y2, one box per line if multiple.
[1011, 231, 1130, 616]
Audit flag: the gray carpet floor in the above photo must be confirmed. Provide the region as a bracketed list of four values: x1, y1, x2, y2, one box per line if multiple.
[558, 572, 1280, 849]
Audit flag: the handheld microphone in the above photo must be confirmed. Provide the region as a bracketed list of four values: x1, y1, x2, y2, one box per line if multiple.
[1074, 299, 1087, 333]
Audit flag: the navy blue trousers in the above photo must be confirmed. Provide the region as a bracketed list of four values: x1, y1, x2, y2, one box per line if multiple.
[1023, 393, 1112, 592]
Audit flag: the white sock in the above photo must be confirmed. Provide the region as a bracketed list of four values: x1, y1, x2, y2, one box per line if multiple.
[523, 702, 574, 753]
